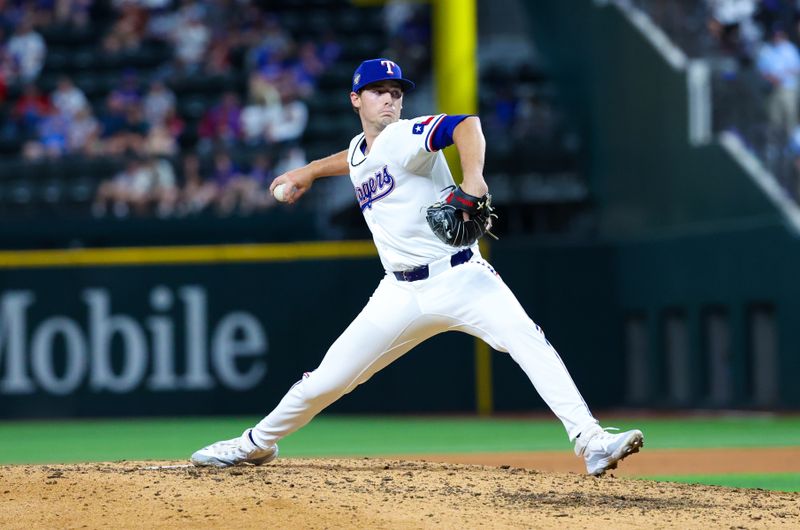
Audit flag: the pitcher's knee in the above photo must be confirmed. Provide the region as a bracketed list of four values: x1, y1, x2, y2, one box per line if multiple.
[497, 321, 551, 352]
[298, 372, 348, 406]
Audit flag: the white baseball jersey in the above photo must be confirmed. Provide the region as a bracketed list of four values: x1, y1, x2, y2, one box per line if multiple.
[248, 113, 601, 462]
[347, 114, 467, 271]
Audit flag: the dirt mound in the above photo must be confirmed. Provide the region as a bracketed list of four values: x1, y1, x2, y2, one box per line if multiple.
[1, 459, 798, 529]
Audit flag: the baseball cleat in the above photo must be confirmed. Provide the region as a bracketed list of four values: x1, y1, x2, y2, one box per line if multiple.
[574, 426, 643, 476]
[191, 429, 278, 468]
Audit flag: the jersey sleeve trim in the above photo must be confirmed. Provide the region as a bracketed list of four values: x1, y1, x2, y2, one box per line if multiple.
[429, 114, 474, 152]
[424, 114, 447, 152]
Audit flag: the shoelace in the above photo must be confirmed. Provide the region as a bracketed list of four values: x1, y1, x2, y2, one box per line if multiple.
[589, 427, 637, 454]
[577, 426, 620, 456]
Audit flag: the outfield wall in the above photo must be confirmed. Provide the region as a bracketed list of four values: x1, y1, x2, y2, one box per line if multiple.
[0, 240, 629, 419]
[2, 234, 796, 418]
[0, 246, 480, 418]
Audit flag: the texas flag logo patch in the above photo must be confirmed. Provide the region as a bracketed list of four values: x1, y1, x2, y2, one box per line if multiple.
[412, 116, 435, 135]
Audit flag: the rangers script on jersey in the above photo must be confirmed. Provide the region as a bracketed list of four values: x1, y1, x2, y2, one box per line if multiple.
[348, 114, 474, 271]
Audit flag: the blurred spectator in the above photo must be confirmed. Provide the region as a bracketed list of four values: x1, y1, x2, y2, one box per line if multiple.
[249, 15, 292, 70]
[145, 0, 204, 43]
[240, 93, 271, 147]
[178, 152, 216, 216]
[757, 24, 800, 142]
[251, 50, 289, 101]
[247, 152, 276, 211]
[205, 36, 233, 76]
[264, 93, 308, 145]
[249, 152, 274, 190]
[39, 111, 69, 158]
[6, 17, 46, 83]
[162, 106, 185, 142]
[247, 69, 281, 111]
[55, 0, 92, 29]
[102, 1, 147, 54]
[217, 152, 275, 215]
[292, 41, 325, 95]
[210, 150, 240, 210]
[143, 78, 176, 126]
[144, 123, 178, 156]
[13, 83, 51, 139]
[51, 76, 88, 118]
[98, 93, 129, 153]
[275, 146, 307, 176]
[144, 4, 180, 42]
[92, 154, 151, 217]
[67, 106, 100, 156]
[706, 0, 760, 62]
[119, 104, 150, 153]
[172, 10, 210, 74]
[110, 70, 142, 110]
[98, 97, 149, 156]
[23, 109, 69, 160]
[146, 155, 179, 217]
[198, 91, 242, 151]
[92, 153, 178, 218]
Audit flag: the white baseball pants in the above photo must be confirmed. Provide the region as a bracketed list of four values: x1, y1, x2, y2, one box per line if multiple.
[251, 251, 598, 448]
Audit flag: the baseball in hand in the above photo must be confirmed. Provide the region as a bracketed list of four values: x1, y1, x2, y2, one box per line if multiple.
[273, 183, 291, 202]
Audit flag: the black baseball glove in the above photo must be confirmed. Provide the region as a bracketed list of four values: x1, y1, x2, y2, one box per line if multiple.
[425, 186, 498, 247]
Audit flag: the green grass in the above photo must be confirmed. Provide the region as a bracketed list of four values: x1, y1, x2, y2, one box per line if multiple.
[0, 416, 572, 464]
[639, 473, 800, 492]
[1, 414, 798, 491]
[1, 414, 798, 463]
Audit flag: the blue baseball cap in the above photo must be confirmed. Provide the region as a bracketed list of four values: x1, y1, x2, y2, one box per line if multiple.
[352, 58, 415, 93]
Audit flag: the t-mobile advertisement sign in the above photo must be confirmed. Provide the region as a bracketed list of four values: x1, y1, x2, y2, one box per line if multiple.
[0, 257, 478, 418]
[0, 286, 268, 397]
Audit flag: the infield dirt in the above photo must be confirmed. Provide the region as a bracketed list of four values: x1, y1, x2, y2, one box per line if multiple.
[2, 454, 798, 529]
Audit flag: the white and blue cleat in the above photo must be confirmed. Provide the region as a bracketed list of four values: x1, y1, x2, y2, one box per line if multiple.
[191, 429, 279, 468]
[575, 426, 644, 476]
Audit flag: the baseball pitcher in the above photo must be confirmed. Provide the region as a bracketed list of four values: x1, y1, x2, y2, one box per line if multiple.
[191, 58, 643, 476]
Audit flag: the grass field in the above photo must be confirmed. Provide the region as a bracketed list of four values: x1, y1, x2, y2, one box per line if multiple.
[1, 415, 798, 491]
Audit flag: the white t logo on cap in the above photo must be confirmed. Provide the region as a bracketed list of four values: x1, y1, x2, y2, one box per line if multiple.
[381, 60, 397, 74]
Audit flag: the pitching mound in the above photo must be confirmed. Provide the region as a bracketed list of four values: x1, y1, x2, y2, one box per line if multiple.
[2, 459, 798, 529]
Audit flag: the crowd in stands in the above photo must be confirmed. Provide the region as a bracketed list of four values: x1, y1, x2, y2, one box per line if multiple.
[705, 0, 800, 198]
[0, 0, 577, 228]
[0, 0, 340, 218]
[635, 0, 800, 200]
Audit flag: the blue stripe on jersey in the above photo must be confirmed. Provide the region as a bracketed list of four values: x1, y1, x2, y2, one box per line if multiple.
[427, 114, 474, 152]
